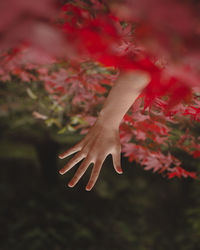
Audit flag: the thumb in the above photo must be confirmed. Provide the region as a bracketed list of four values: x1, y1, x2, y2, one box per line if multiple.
[112, 149, 123, 174]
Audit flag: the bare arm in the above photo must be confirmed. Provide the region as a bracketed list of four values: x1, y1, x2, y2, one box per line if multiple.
[96, 70, 151, 128]
[59, 70, 151, 191]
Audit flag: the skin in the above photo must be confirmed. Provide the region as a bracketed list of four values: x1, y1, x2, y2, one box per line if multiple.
[59, 70, 151, 191]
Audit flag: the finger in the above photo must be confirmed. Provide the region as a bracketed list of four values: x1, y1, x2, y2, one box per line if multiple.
[58, 140, 84, 159]
[59, 151, 86, 175]
[68, 158, 92, 187]
[86, 160, 103, 191]
[112, 149, 123, 174]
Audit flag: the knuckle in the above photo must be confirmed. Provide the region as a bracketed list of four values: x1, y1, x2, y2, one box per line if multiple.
[80, 146, 88, 156]
[67, 156, 80, 167]
[72, 140, 83, 151]
[79, 163, 87, 171]
[71, 156, 79, 165]
[72, 175, 78, 182]
[93, 169, 99, 176]
[87, 152, 94, 161]
[75, 151, 85, 160]
[79, 159, 89, 171]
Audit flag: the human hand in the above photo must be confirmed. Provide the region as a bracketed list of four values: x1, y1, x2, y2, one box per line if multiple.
[58, 120, 123, 191]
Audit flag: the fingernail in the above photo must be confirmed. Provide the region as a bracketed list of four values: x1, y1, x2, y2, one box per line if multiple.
[117, 167, 123, 174]
[59, 170, 64, 175]
[59, 155, 63, 159]
[68, 182, 73, 188]
[86, 186, 91, 191]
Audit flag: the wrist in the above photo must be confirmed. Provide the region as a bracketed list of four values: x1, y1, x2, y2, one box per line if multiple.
[96, 109, 121, 130]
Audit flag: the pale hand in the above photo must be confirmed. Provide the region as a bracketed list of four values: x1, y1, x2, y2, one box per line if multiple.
[58, 70, 150, 191]
[58, 119, 122, 191]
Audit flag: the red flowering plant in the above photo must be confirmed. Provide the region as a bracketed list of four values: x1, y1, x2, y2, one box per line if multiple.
[0, 0, 200, 180]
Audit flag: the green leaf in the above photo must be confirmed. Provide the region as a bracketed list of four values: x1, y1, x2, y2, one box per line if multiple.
[26, 88, 37, 99]
[57, 127, 67, 135]
[67, 124, 76, 132]
[45, 118, 61, 128]
[70, 116, 86, 125]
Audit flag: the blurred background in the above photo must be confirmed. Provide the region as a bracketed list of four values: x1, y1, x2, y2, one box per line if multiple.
[0, 78, 200, 250]
[1, 0, 200, 249]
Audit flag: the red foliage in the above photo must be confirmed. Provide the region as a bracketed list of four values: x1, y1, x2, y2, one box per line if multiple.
[168, 166, 197, 179]
[60, 1, 200, 112]
[0, 0, 200, 180]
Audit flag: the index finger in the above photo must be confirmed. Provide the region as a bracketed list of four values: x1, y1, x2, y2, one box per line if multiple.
[59, 140, 84, 159]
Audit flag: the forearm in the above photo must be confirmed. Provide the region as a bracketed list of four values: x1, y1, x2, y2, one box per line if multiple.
[96, 70, 151, 128]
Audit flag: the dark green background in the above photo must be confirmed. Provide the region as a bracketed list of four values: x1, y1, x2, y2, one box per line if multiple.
[0, 120, 200, 250]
